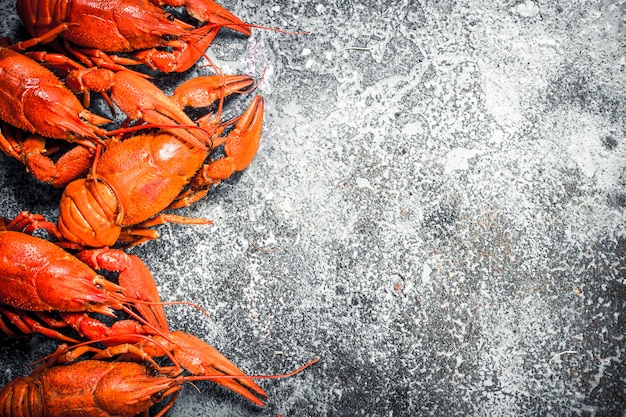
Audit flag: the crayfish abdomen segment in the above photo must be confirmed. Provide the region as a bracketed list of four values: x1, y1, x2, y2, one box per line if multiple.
[0, 376, 45, 417]
[58, 179, 122, 248]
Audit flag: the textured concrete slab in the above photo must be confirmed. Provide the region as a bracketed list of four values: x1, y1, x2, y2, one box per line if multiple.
[0, 1, 625, 416]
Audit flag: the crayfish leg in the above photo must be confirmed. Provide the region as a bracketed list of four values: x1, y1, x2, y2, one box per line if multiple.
[8, 23, 73, 51]
[167, 187, 211, 211]
[0, 307, 79, 343]
[117, 215, 213, 247]
[0, 122, 24, 160]
[0, 211, 63, 241]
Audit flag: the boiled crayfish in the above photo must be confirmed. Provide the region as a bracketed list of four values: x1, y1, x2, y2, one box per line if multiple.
[0, 213, 269, 405]
[0, 42, 110, 187]
[0, 344, 317, 416]
[0, 39, 235, 186]
[56, 74, 264, 247]
[0, 212, 167, 340]
[16, 0, 252, 73]
[0, 360, 191, 417]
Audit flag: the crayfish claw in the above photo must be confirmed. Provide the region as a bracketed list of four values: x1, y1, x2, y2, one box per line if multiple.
[222, 94, 264, 172]
[165, 331, 268, 406]
[172, 0, 252, 36]
[77, 248, 170, 331]
[172, 74, 254, 109]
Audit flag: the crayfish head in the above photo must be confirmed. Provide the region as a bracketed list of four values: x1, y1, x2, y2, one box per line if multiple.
[58, 178, 122, 247]
[93, 362, 182, 415]
[35, 260, 124, 314]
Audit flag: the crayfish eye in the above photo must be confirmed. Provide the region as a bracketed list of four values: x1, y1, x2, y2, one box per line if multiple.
[167, 14, 175, 22]
[146, 365, 160, 378]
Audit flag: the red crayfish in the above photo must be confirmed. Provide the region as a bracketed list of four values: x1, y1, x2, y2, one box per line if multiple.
[0, 213, 269, 406]
[0, 343, 317, 417]
[0, 41, 110, 187]
[54, 73, 264, 247]
[16, 0, 252, 73]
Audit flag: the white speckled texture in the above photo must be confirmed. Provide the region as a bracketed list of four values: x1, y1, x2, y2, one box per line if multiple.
[1, 1, 625, 416]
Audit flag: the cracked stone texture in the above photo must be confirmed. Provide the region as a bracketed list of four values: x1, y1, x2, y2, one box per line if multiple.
[1, 1, 625, 416]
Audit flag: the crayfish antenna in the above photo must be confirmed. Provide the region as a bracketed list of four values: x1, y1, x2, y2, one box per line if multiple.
[183, 357, 320, 406]
[130, 299, 211, 320]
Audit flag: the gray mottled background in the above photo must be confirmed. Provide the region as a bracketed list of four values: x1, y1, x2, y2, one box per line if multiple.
[1, 1, 625, 416]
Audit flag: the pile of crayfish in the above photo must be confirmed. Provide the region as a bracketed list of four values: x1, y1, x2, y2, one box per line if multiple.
[0, 1, 314, 416]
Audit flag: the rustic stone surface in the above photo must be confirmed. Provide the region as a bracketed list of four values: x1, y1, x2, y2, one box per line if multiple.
[0, 1, 624, 416]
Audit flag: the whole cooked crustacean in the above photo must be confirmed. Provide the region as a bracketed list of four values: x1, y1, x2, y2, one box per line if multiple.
[55, 74, 264, 247]
[0, 345, 317, 416]
[0, 360, 190, 417]
[16, 0, 252, 73]
[0, 213, 269, 406]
